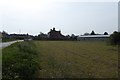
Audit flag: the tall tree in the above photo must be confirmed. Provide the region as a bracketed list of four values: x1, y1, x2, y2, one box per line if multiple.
[90, 30, 95, 35]
[104, 32, 108, 35]
[2, 31, 8, 37]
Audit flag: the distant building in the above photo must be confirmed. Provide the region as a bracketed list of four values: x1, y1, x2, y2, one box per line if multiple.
[48, 28, 65, 40]
[77, 35, 110, 41]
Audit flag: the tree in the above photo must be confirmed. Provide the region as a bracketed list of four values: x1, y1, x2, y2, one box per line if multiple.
[38, 32, 48, 40]
[2, 31, 8, 36]
[71, 34, 75, 38]
[90, 30, 95, 35]
[84, 32, 89, 35]
[70, 34, 77, 40]
[104, 32, 108, 35]
[109, 31, 120, 45]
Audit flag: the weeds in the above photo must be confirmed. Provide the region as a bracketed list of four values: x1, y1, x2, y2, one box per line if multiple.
[2, 41, 40, 80]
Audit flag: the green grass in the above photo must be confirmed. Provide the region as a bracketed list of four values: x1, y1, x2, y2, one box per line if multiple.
[34, 41, 118, 78]
[2, 41, 40, 80]
[2, 41, 118, 79]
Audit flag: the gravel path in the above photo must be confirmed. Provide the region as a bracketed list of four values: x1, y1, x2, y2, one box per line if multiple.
[0, 40, 23, 49]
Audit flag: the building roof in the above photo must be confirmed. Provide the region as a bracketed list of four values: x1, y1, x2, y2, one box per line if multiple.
[79, 35, 110, 38]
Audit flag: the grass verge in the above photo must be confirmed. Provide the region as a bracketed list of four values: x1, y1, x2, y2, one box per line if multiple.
[2, 41, 40, 80]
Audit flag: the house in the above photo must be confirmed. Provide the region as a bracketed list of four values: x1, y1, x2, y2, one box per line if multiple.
[77, 35, 110, 41]
[48, 28, 65, 40]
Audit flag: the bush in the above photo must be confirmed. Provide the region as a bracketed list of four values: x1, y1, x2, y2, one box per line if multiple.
[109, 31, 120, 45]
[2, 41, 40, 80]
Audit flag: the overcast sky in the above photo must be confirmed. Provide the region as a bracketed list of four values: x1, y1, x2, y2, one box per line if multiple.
[0, 0, 119, 36]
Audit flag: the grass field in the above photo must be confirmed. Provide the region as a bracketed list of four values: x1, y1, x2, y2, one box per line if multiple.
[34, 41, 118, 78]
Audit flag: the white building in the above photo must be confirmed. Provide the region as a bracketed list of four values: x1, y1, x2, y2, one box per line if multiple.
[77, 35, 110, 41]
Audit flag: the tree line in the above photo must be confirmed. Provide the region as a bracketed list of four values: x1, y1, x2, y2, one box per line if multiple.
[1, 30, 120, 45]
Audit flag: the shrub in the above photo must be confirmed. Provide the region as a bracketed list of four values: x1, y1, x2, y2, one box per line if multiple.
[109, 31, 120, 45]
[2, 41, 40, 80]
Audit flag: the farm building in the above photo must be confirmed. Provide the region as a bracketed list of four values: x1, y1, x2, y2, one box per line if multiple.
[48, 28, 65, 40]
[77, 35, 110, 41]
